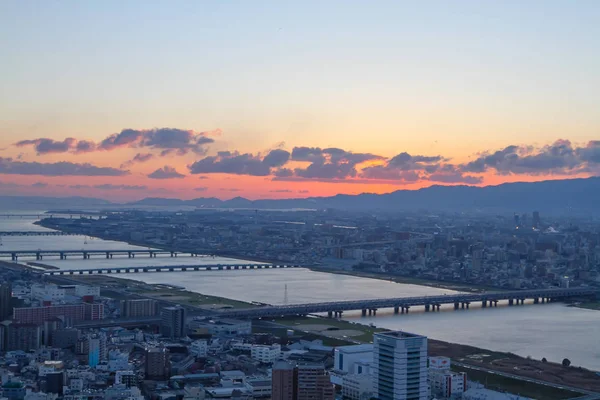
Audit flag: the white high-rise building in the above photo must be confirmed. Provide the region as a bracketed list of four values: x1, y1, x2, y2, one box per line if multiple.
[373, 331, 428, 400]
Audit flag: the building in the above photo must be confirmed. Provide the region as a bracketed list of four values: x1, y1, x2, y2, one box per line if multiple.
[341, 373, 373, 400]
[272, 362, 334, 400]
[13, 303, 104, 325]
[297, 364, 334, 400]
[333, 344, 373, 382]
[146, 346, 170, 380]
[0, 282, 13, 321]
[120, 299, 157, 317]
[245, 378, 271, 398]
[52, 328, 80, 349]
[88, 337, 101, 367]
[189, 317, 251, 336]
[5, 322, 42, 351]
[373, 331, 428, 400]
[532, 211, 540, 228]
[160, 306, 186, 339]
[272, 361, 297, 400]
[428, 357, 466, 399]
[115, 370, 137, 388]
[190, 339, 208, 357]
[251, 343, 281, 363]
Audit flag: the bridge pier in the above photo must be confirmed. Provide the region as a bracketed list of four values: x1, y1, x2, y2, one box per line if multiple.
[328, 311, 333, 318]
[425, 304, 430, 312]
[394, 306, 399, 314]
[482, 300, 487, 308]
[36, 253, 42, 260]
[371, 309, 376, 316]
[454, 302, 459, 310]
[508, 299, 514, 306]
[493, 300, 498, 307]
[362, 309, 367, 317]
[534, 298, 539, 304]
[435, 304, 441, 311]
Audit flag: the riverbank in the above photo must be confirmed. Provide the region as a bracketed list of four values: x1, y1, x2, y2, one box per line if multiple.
[267, 315, 599, 396]
[58, 274, 256, 310]
[309, 266, 505, 293]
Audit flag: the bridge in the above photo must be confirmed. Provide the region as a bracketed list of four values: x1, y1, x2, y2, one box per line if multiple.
[0, 231, 78, 236]
[43, 263, 302, 275]
[214, 287, 598, 319]
[0, 249, 200, 261]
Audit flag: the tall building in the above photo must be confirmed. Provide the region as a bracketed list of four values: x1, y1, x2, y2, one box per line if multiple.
[145, 346, 171, 380]
[272, 360, 297, 400]
[532, 211, 541, 228]
[88, 337, 101, 367]
[297, 364, 335, 400]
[120, 299, 158, 317]
[6, 322, 42, 351]
[271, 362, 334, 400]
[160, 306, 186, 339]
[373, 331, 428, 400]
[0, 282, 12, 321]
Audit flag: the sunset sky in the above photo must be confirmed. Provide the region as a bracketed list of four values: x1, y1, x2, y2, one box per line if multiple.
[1, 1, 599, 201]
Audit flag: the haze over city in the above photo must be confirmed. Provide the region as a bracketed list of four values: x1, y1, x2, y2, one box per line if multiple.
[1, 1, 600, 200]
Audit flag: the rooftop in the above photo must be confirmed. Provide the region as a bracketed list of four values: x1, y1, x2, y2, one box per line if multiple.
[375, 331, 426, 340]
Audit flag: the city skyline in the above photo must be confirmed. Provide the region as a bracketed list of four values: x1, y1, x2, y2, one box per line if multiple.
[1, 1, 599, 200]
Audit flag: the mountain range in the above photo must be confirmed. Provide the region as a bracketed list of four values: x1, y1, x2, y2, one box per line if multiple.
[1, 177, 599, 214]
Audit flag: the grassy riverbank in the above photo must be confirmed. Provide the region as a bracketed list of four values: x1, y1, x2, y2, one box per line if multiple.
[574, 301, 600, 311]
[64, 275, 255, 310]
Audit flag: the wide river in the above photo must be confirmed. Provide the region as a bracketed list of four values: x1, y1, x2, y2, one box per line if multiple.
[2, 214, 600, 370]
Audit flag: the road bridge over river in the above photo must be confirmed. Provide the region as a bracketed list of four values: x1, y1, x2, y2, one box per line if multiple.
[214, 287, 597, 318]
[0, 249, 208, 261]
[43, 263, 302, 275]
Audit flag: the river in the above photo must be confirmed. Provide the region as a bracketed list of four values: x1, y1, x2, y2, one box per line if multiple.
[1, 213, 600, 370]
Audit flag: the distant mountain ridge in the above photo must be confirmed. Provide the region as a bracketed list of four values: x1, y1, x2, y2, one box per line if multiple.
[128, 177, 600, 213]
[1, 177, 599, 213]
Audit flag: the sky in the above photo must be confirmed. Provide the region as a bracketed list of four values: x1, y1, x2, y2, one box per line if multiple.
[0, 1, 599, 201]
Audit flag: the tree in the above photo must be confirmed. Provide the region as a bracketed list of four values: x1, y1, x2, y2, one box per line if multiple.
[542, 358, 547, 363]
[562, 358, 571, 367]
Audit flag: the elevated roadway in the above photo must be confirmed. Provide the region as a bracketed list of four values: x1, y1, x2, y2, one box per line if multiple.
[214, 287, 597, 318]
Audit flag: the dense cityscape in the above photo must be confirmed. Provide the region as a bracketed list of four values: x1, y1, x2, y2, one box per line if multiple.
[0, 207, 598, 400]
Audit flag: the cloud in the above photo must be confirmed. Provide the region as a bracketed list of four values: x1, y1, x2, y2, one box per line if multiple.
[93, 184, 148, 190]
[194, 187, 208, 192]
[197, 176, 209, 180]
[120, 153, 155, 168]
[99, 128, 215, 155]
[220, 188, 241, 192]
[298, 190, 310, 194]
[31, 182, 48, 188]
[188, 151, 280, 176]
[15, 138, 77, 154]
[148, 166, 185, 179]
[262, 149, 291, 167]
[285, 147, 384, 180]
[16, 127, 217, 156]
[0, 157, 129, 176]
[69, 184, 91, 189]
[269, 189, 293, 193]
[461, 139, 596, 176]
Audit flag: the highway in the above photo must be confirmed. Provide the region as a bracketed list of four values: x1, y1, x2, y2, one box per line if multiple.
[215, 287, 597, 318]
